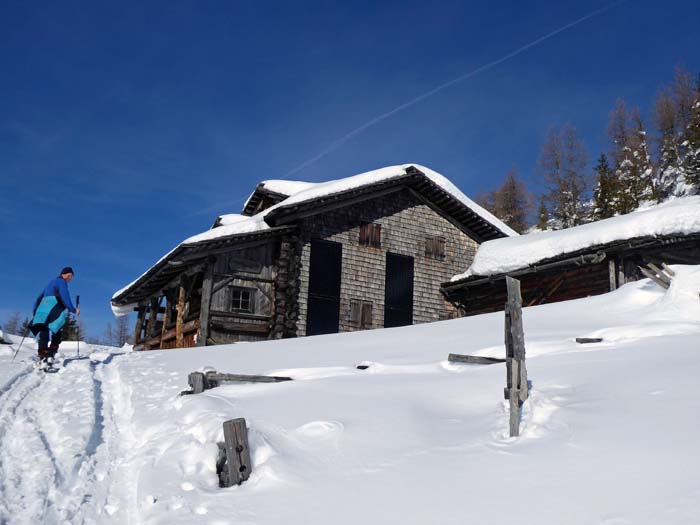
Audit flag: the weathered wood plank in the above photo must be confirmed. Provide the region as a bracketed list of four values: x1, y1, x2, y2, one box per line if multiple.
[198, 257, 216, 347]
[647, 262, 672, 285]
[608, 259, 617, 291]
[176, 284, 186, 348]
[206, 371, 292, 385]
[661, 262, 676, 277]
[509, 359, 520, 437]
[575, 337, 603, 344]
[639, 266, 670, 289]
[133, 306, 146, 347]
[188, 372, 205, 394]
[221, 418, 252, 486]
[448, 353, 506, 365]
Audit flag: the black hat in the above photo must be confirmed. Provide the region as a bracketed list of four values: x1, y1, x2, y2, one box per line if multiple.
[60, 267, 74, 275]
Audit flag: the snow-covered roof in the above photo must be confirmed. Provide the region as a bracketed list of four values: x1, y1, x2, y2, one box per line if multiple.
[113, 164, 515, 308]
[452, 196, 700, 281]
[260, 164, 517, 237]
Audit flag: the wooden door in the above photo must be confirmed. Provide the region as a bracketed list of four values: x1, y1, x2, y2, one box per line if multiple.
[384, 252, 414, 328]
[306, 239, 342, 336]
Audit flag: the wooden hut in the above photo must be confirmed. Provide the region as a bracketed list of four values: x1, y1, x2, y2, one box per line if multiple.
[111, 164, 516, 350]
[442, 197, 700, 316]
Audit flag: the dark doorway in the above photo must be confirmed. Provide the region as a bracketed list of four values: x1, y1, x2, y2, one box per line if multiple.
[384, 253, 414, 328]
[306, 239, 342, 336]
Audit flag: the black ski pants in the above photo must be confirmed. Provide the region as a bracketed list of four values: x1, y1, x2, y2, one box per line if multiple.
[38, 327, 62, 358]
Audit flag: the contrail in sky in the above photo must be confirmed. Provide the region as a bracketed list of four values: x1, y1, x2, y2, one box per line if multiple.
[282, 0, 626, 179]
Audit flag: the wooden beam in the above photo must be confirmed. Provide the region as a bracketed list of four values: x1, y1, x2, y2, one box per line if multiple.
[448, 353, 505, 365]
[160, 294, 171, 345]
[132, 306, 146, 348]
[206, 371, 292, 385]
[176, 284, 186, 348]
[146, 297, 160, 339]
[198, 257, 216, 347]
[608, 259, 617, 291]
[221, 419, 252, 486]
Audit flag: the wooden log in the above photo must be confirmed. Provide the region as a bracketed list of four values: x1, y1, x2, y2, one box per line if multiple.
[448, 353, 506, 365]
[639, 266, 670, 289]
[198, 258, 216, 347]
[221, 418, 252, 487]
[661, 262, 676, 277]
[608, 259, 617, 291]
[576, 337, 603, 344]
[647, 262, 672, 285]
[205, 371, 292, 386]
[176, 284, 186, 348]
[160, 294, 172, 345]
[146, 297, 159, 339]
[188, 372, 205, 394]
[133, 306, 146, 347]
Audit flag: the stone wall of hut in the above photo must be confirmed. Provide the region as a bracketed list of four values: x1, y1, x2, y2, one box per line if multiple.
[294, 188, 479, 336]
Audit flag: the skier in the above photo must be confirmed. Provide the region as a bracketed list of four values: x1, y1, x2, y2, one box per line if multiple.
[30, 267, 80, 365]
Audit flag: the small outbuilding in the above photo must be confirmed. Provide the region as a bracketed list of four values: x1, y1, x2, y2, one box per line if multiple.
[442, 197, 700, 316]
[112, 164, 516, 350]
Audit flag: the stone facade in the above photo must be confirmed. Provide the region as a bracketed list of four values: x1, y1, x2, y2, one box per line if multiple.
[294, 188, 478, 336]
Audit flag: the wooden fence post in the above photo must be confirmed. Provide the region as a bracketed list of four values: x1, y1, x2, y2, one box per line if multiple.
[220, 418, 252, 487]
[505, 276, 528, 437]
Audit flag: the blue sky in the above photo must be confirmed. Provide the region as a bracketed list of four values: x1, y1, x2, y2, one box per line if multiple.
[1, 0, 699, 337]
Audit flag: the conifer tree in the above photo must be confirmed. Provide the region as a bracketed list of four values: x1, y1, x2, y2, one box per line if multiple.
[652, 66, 698, 197]
[592, 154, 616, 220]
[537, 123, 588, 228]
[536, 197, 549, 230]
[491, 169, 531, 233]
[685, 97, 700, 190]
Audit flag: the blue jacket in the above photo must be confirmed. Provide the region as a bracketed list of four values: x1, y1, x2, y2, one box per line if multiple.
[31, 276, 76, 334]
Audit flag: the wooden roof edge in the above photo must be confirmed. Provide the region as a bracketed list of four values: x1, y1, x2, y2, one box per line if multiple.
[264, 166, 511, 240]
[112, 226, 297, 306]
[241, 184, 291, 216]
[441, 232, 700, 292]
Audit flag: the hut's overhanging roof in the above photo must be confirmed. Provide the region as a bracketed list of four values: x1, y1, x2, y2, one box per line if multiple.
[112, 164, 516, 311]
[449, 196, 700, 285]
[258, 164, 517, 239]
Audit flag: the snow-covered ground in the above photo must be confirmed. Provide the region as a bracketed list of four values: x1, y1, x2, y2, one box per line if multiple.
[2, 266, 700, 524]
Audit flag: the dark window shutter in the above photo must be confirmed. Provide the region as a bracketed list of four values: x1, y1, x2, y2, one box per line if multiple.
[361, 302, 373, 328]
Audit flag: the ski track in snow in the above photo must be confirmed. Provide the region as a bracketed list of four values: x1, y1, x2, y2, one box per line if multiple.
[0, 352, 128, 525]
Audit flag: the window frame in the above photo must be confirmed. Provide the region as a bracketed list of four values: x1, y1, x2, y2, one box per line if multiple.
[229, 286, 256, 314]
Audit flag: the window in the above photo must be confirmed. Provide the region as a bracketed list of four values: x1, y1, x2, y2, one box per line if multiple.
[349, 299, 373, 329]
[359, 222, 381, 248]
[230, 287, 255, 313]
[425, 236, 446, 260]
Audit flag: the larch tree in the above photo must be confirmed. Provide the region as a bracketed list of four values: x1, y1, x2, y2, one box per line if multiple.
[538, 123, 588, 228]
[491, 169, 532, 233]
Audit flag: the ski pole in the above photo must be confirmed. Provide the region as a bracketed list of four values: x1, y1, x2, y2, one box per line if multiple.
[10, 329, 30, 362]
[76, 295, 81, 357]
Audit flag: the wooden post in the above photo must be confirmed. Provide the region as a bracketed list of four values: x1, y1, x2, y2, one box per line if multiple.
[133, 306, 146, 349]
[161, 293, 172, 344]
[146, 297, 159, 340]
[608, 259, 617, 291]
[221, 418, 252, 487]
[198, 257, 216, 347]
[176, 283, 186, 348]
[188, 372, 206, 394]
[505, 276, 528, 437]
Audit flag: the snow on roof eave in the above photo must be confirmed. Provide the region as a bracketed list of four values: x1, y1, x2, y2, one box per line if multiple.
[260, 164, 517, 239]
[449, 196, 700, 283]
[111, 225, 293, 305]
